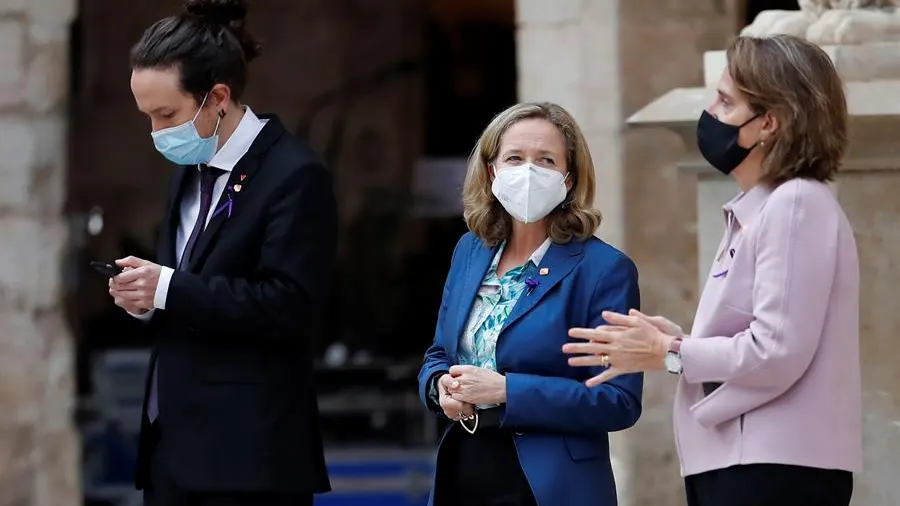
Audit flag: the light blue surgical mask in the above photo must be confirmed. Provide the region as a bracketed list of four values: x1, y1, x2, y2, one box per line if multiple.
[151, 93, 221, 166]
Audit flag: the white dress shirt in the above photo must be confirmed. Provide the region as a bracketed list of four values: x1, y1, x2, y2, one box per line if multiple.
[133, 106, 266, 320]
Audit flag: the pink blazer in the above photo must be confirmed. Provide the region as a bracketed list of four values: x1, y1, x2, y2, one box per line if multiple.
[675, 179, 862, 477]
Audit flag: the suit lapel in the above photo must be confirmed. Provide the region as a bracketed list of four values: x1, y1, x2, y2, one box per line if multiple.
[158, 166, 192, 268]
[500, 239, 584, 333]
[447, 241, 498, 360]
[185, 115, 286, 272]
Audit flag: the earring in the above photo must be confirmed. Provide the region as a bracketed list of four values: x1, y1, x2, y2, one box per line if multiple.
[218, 109, 226, 118]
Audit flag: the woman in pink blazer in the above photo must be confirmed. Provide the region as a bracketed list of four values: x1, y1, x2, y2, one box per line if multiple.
[563, 34, 861, 506]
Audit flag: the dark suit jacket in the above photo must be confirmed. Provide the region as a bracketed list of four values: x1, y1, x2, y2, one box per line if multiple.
[418, 232, 643, 506]
[135, 115, 335, 494]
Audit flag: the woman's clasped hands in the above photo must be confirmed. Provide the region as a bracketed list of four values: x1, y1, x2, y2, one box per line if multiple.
[437, 365, 507, 420]
[563, 309, 682, 387]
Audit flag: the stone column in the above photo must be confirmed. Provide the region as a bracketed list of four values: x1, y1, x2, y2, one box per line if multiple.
[628, 10, 900, 503]
[515, 1, 736, 505]
[0, 0, 80, 505]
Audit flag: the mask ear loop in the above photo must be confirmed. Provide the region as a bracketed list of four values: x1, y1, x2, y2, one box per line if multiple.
[192, 92, 210, 124]
[192, 92, 223, 138]
[559, 172, 575, 210]
[740, 112, 765, 150]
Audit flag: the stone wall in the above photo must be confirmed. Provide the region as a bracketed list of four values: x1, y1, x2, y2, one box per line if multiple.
[0, 0, 80, 505]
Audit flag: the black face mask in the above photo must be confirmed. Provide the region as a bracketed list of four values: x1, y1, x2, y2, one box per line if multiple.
[696, 110, 760, 175]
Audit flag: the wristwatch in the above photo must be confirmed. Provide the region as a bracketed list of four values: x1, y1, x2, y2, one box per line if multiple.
[664, 336, 684, 375]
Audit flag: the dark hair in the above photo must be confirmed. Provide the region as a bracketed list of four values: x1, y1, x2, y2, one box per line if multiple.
[130, 0, 261, 103]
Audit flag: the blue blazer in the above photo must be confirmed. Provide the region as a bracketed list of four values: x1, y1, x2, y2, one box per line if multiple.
[418, 232, 643, 506]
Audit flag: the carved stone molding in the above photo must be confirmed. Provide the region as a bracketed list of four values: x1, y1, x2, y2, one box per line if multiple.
[742, 0, 900, 44]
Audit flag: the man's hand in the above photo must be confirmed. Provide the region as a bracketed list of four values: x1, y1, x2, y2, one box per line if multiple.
[108, 256, 162, 314]
[437, 373, 475, 421]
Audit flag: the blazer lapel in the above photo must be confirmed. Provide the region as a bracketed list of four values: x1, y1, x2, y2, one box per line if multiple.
[447, 241, 498, 360]
[185, 115, 286, 272]
[158, 166, 192, 269]
[500, 239, 584, 333]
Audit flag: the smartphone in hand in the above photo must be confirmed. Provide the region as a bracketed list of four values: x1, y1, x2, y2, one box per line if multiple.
[90, 261, 123, 278]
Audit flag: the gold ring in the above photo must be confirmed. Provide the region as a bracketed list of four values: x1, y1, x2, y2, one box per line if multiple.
[600, 354, 610, 368]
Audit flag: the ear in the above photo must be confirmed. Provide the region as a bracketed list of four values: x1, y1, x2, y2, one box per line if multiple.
[760, 110, 779, 140]
[209, 83, 232, 111]
[488, 163, 496, 182]
[564, 172, 574, 191]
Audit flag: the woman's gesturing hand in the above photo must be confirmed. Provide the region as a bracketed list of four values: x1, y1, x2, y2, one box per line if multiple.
[563, 309, 676, 387]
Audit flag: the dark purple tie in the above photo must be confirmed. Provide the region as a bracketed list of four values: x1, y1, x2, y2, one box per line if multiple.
[178, 164, 224, 271]
[147, 164, 223, 422]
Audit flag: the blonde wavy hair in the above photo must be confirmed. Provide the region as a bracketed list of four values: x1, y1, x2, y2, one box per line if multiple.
[462, 102, 602, 247]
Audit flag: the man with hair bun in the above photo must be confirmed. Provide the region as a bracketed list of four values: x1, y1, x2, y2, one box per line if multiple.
[107, 1, 335, 504]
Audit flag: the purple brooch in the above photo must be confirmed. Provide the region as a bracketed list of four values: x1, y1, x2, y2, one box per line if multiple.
[525, 277, 540, 295]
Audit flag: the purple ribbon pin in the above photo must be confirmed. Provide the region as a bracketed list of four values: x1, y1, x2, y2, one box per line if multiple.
[525, 277, 540, 295]
[211, 190, 234, 220]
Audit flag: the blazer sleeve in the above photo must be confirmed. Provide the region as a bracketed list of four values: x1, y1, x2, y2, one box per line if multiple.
[417, 234, 469, 415]
[164, 162, 337, 336]
[680, 183, 840, 428]
[502, 254, 644, 436]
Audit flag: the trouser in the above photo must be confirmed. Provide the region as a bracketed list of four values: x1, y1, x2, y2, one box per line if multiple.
[142, 422, 313, 506]
[685, 463, 852, 506]
[434, 423, 537, 506]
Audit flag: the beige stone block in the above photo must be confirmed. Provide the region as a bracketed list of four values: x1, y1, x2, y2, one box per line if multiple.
[835, 170, 900, 506]
[0, 217, 67, 309]
[32, 427, 80, 506]
[25, 0, 76, 27]
[515, 0, 585, 26]
[0, 310, 42, 426]
[0, 118, 38, 207]
[36, 312, 76, 432]
[0, 19, 26, 88]
[30, 117, 68, 216]
[0, 0, 27, 13]
[516, 25, 582, 88]
[583, 128, 624, 248]
[0, 426, 37, 504]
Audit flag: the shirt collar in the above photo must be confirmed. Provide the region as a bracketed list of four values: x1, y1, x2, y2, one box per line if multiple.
[529, 238, 552, 266]
[723, 183, 772, 227]
[205, 106, 267, 172]
[491, 238, 553, 273]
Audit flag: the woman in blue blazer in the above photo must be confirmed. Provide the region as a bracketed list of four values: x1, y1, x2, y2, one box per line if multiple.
[418, 102, 643, 506]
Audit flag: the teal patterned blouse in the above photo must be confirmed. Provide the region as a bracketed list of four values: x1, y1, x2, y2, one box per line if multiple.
[456, 239, 551, 408]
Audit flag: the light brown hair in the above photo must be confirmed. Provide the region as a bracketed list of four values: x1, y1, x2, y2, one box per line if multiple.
[462, 102, 602, 247]
[727, 34, 848, 187]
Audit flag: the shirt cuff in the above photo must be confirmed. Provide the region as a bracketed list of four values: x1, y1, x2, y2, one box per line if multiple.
[154, 266, 174, 310]
[428, 371, 447, 409]
[129, 308, 154, 322]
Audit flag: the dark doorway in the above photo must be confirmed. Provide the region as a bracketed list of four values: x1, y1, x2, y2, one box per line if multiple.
[745, 0, 800, 26]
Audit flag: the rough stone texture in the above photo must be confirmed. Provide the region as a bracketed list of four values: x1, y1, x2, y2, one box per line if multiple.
[834, 168, 900, 506]
[744, 0, 900, 44]
[516, 1, 735, 504]
[0, 0, 79, 505]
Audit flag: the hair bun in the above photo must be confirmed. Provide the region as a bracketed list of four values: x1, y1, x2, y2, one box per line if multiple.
[184, 0, 247, 24]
